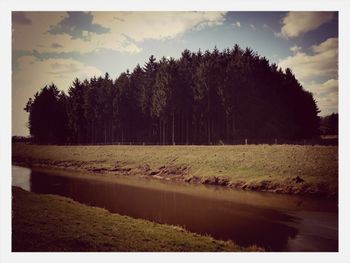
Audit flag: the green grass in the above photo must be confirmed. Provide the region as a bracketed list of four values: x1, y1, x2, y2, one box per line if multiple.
[12, 186, 260, 252]
[12, 144, 338, 195]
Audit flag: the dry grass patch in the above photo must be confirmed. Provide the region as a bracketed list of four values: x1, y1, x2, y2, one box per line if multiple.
[12, 144, 338, 195]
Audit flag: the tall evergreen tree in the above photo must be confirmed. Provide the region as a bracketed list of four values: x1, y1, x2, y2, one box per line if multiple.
[25, 84, 67, 144]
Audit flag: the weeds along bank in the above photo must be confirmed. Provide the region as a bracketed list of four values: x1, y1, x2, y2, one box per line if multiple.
[12, 144, 338, 196]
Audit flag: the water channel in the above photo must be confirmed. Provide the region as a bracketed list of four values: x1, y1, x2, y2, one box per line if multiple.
[12, 165, 338, 252]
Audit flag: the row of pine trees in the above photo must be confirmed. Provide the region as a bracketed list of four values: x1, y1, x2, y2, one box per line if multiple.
[25, 45, 320, 144]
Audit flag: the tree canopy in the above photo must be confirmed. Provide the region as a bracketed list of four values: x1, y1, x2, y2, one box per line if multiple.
[25, 45, 320, 144]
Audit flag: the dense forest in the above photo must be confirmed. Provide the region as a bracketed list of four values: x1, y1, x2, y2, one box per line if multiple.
[24, 45, 320, 144]
[320, 113, 338, 135]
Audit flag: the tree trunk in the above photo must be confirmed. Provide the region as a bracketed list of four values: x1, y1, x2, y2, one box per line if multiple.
[232, 113, 236, 142]
[121, 127, 124, 144]
[159, 119, 162, 145]
[163, 120, 166, 145]
[104, 122, 107, 144]
[112, 121, 114, 144]
[172, 111, 175, 145]
[186, 118, 189, 145]
[226, 114, 229, 144]
[206, 82, 211, 145]
[91, 120, 94, 144]
[207, 118, 211, 145]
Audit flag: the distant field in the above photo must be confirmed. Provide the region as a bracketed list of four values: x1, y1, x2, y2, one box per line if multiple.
[12, 144, 338, 196]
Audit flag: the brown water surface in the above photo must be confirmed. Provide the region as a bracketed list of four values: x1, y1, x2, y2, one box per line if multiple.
[12, 165, 338, 252]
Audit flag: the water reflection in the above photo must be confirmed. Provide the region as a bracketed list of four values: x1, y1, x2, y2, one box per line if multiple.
[12, 166, 31, 191]
[12, 166, 338, 252]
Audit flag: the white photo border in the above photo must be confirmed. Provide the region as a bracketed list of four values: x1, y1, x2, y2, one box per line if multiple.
[1, 1, 349, 262]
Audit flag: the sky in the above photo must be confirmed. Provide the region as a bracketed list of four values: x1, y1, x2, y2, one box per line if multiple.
[12, 11, 338, 136]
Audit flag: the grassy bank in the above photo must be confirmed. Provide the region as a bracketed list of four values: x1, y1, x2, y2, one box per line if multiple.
[12, 144, 338, 196]
[12, 186, 258, 252]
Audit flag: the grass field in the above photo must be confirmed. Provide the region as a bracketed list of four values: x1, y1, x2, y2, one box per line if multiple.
[12, 143, 338, 196]
[12, 186, 260, 252]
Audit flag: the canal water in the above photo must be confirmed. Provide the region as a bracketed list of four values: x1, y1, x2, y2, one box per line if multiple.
[12, 165, 338, 252]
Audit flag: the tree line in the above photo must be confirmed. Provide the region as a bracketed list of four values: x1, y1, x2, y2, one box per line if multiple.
[320, 113, 338, 135]
[24, 44, 320, 145]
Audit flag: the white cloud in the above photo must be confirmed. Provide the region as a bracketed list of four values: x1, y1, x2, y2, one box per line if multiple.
[16, 56, 103, 87]
[279, 37, 338, 82]
[232, 21, 241, 27]
[307, 79, 338, 97]
[279, 38, 338, 115]
[250, 24, 256, 30]
[311, 37, 338, 53]
[13, 12, 68, 52]
[82, 30, 89, 38]
[306, 79, 338, 115]
[121, 43, 143, 54]
[279, 12, 334, 38]
[290, 45, 302, 54]
[92, 12, 226, 42]
[12, 56, 103, 135]
[13, 11, 226, 55]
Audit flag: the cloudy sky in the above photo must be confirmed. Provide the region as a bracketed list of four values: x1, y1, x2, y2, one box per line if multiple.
[12, 11, 338, 136]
